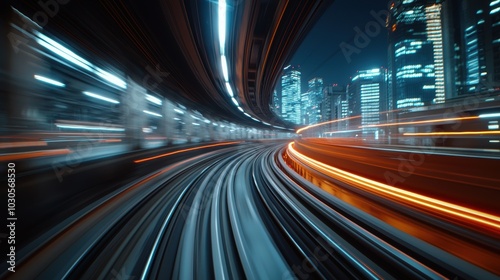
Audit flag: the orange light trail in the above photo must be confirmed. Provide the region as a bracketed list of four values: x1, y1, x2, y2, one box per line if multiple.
[360, 116, 479, 128]
[287, 142, 500, 231]
[134, 141, 241, 163]
[0, 149, 72, 161]
[404, 130, 500, 136]
[0, 141, 47, 149]
[98, 139, 122, 143]
[296, 116, 361, 134]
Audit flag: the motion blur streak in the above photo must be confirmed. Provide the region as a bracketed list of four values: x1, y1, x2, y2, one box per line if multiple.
[404, 130, 500, 136]
[296, 116, 361, 133]
[360, 115, 479, 128]
[0, 148, 72, 161]
[286, 142, 500, 231]
[0, 141, 47, 149]
[133, 141, 242, 163]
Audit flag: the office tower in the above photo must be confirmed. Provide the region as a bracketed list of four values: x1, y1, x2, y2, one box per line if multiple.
[300, 90, 310, 125]
[387, 0, 446, 109]
[442, 0, 500, 96]
[347, 68, 388, 139]
[281, 65, 301, 124]
[302, 77, 324, 125]
[321, 84, 345, 122]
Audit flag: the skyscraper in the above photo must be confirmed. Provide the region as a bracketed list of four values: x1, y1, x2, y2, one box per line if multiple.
[348, 68, 388, 139]
[321, 84, 345, 122]
[281, 65, 301, 124]
[301, 77, 323, 125]
[442, 0, 500, 96]
[387, 0, 446, 109]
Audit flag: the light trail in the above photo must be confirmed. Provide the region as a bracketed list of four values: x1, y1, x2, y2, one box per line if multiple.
[0, 141, 47, 149]
[360, 116, 479, 128]
[296, 116, 361, 134]
[404, 130, 500, 136]
[286, 142, 500, 232]
[133, 141, 241, 163]
[0, 149, 72, 161]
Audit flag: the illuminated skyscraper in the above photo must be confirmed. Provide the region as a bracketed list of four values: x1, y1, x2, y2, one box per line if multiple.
[321, 84, 345, 122]
[387, 0, 446, 109]
[348, 68, 388, 139]
[442, 0, 500, 95]
[301, 77, 323, 125]
[281, 65, 301, 124]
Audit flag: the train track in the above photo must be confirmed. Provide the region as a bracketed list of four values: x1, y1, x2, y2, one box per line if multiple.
[3, 142, 497, 279]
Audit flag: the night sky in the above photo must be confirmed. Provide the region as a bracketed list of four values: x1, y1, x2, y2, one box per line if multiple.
[289, 0, 390, 90]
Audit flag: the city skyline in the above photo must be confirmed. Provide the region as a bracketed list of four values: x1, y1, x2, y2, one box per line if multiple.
[276, 0, 500, 126]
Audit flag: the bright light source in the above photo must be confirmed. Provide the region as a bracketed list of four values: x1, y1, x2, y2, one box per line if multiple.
[488, 124, 499, 130]
[237, 106, 243, 112]
[35, 32, 127, 89]
[83, 91, 120, 104]
[94, 67, 127, 89]
[174, 108, 185, 114]
[55, 124, 124, 131]
[479, 113, 500, 118]
[231, 97, 239, 106]
[145, 94, 162, 105]
[36, 32, 93, 71]
[143, 110, 162, 117]
[173, 117, 181, 121]
[192, 122, 200, 126]
[34, 75, 65, 87]
[221, 55, 229, 81]
[146, 93, 163, 105]
[225, 82, 234, 97]
[218, 0, 227, 53]
[204, 119, 211, 124]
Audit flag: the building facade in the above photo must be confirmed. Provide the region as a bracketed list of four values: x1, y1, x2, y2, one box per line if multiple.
[348, 68, 388, 139]
[301, 77, 324, 125]
[442, 0, 500, 96]
[321, 84, 345, 122]
[387, 0, 446, 109]
[281, 65, 301, 124]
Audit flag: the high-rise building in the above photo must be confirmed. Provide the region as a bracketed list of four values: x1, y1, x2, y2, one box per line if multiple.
[281, 65, 301, 124]
[347, 68, 388, 139]
[321, 84, 345, 122]
[300, 90, 310, 124]
[387, 0, 446, 109]
[301, 77, 323, 125]
[442, 0, 500, 96]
